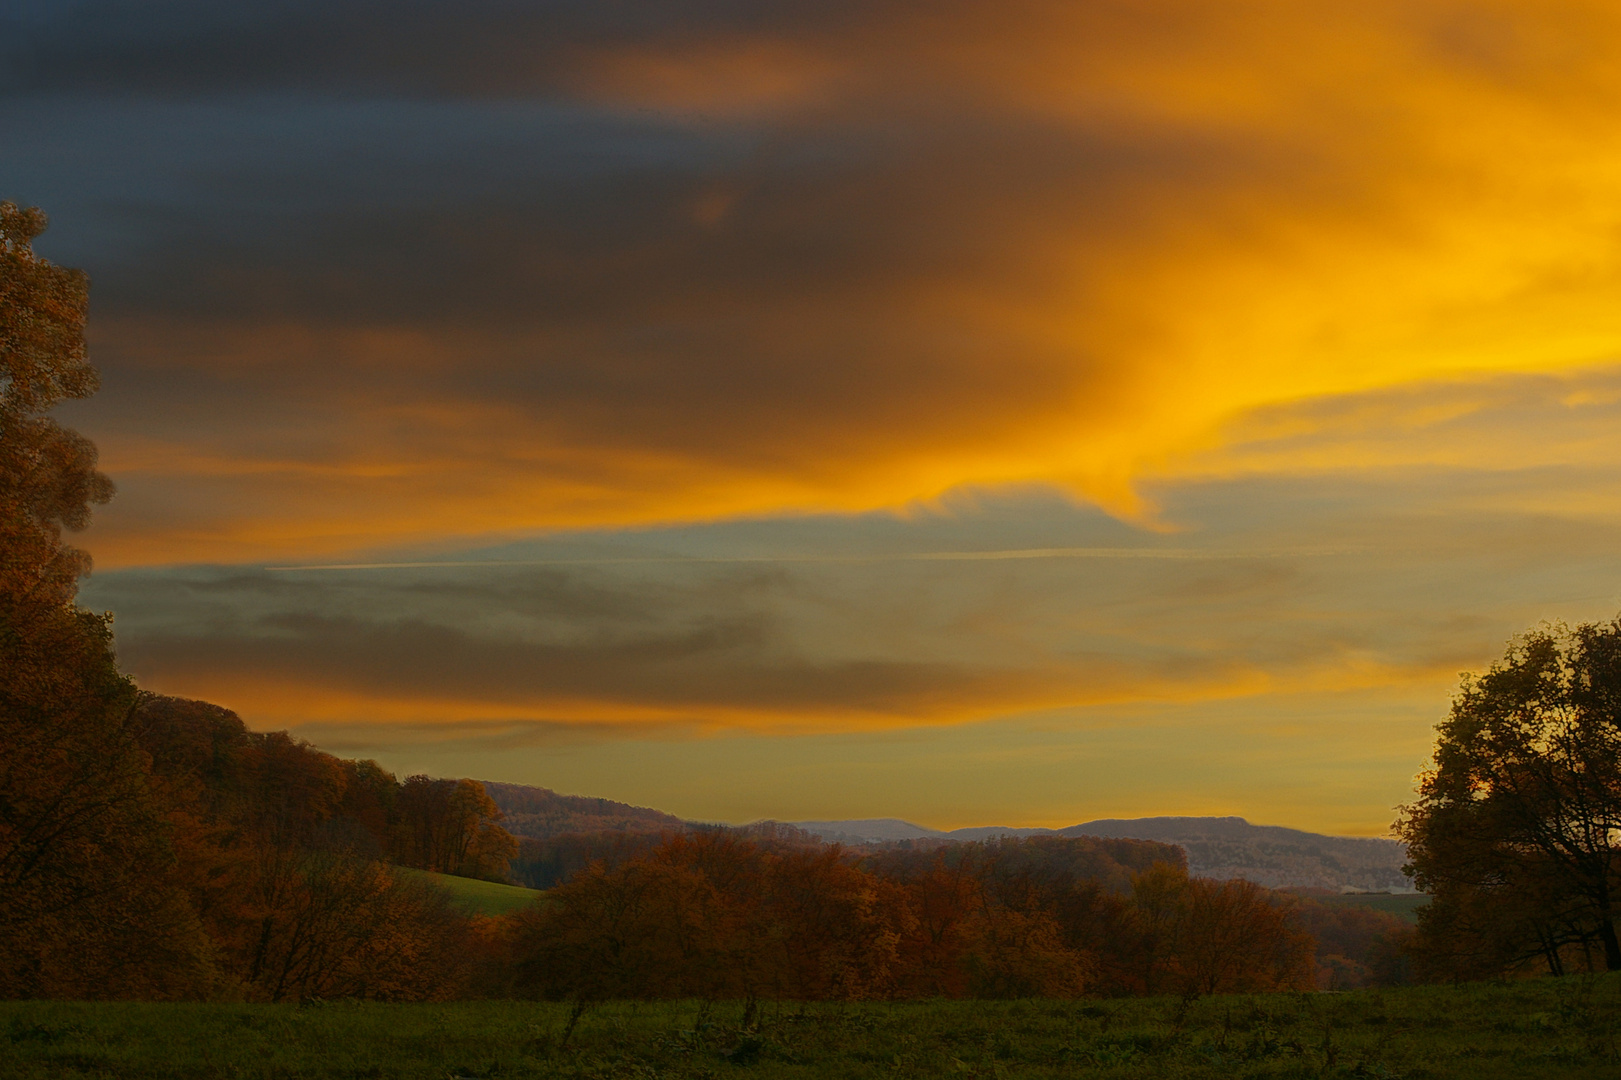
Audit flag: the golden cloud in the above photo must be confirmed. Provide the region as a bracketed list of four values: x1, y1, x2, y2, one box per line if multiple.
[58, 0, 1621, 570]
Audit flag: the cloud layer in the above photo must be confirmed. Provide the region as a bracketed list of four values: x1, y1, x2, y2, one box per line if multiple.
[15, 1, 1621, 829]
[9, 1, 1621, 563]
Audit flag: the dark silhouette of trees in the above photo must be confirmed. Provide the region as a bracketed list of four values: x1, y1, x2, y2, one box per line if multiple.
[1398, 619, 1621, 977]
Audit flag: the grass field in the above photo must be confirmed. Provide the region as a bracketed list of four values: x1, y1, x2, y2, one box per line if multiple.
[4, 975, 1618, 1079]
[393, 867, 542, 916]
[1312, 893, 1430, 923]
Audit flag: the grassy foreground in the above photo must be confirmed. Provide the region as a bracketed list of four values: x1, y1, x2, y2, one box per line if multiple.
[4, 976, 1618, 1079]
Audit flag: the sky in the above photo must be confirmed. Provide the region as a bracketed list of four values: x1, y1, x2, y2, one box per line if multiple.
[8, 0, 1621, 834]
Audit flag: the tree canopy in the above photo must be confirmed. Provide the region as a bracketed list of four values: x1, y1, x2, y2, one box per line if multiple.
[1398, 618, 1621, 976]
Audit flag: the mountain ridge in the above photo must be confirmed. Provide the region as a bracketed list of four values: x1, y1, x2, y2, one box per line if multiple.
[478, 784, 1412, 893]
[793, 815, 1411, 892]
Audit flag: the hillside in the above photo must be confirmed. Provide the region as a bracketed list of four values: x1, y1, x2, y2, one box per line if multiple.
[479, 786, 1411, 892]
[1061, 817, 1410, 892]
[793, 815, 1411, 892]
[481, 782, 685, 840]
[393, 868, 541, 917]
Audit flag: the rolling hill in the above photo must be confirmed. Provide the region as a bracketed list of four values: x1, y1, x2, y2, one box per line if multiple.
[479, 784, 1410, 893]
[481, 782, 685, 840]
[793, 815, 1411, 892]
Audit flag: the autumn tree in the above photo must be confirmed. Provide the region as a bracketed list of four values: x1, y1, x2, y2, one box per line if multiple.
[511, 857, 733, 1001]
[131, 695, 484, 1000]
[1288, 895, 1413, 989]
[393, 775, 518, 881]
[0, 204, 217, 998]
[1167, 875, 1316, 995]
[509, 833, 912, 1002]
[0, 202, 112, 616]
[1398, 619, 1621, 975]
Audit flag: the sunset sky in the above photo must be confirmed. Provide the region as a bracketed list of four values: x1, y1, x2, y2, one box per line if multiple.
[9, 0, 1621, 834]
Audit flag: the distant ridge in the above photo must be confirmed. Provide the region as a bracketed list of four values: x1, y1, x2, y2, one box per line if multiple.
[482, 782, 685, 840]
[792, 819, 1057, 844]
[480, 786, 1411, 892]
[794, 815, 1411, 892]
[791, 819, 945, 843]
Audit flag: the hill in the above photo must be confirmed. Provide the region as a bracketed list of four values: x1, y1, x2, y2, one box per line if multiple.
[479, 787, 1411, 892]
[1060, 816, 1410, 892]
[793, 815, 1411, 892]
[481, 782, 685, 840]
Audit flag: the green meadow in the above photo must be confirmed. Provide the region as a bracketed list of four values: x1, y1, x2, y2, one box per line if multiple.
[1309, 893, 1429, 923]
[5, 975, 1618, 1080]
[394, 868, 543, 916]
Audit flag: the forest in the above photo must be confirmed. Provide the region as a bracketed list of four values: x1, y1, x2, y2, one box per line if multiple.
[4, 194, 1621, 1015]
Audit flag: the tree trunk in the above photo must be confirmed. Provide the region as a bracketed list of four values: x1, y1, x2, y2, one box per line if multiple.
[1599, 916, 1621, 971]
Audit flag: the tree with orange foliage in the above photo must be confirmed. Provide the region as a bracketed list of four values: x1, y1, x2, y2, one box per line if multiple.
[753, 844, 908, 1000]
[1170, 876, 1316, 995]
[0, 204, 216, 998]
[1089, 863, 1315, 997]
[132, 694, 481, 1001]
[886, 852, 982, 997]
[509, 833, 913, 1002]
[394, 775, 517, 881]
[883, 845, 1091, 998]
[511, 856, 733, 1000]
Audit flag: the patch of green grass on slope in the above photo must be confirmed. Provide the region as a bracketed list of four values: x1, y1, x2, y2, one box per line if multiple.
[1315, 892, 1430, 922]
[393, 866, 541, 916]
[4, 974, 1620, 1079]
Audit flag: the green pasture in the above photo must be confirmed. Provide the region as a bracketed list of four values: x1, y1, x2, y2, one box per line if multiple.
[1314, 892, 1430, 923]
[393, 867, 542, 916]
[5, 974, 1619, 1079]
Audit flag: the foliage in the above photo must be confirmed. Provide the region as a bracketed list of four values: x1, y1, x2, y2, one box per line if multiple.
[1289, 897, 1415, 989]
[510, 833, 910, 1002]
[0, 202, 113, 615]
[510, 829, 669, 890]
[1398, 619, 1621, 978]
[0, 205, 217, 999]
[482, 780, 685, 840]
[506, 833, 1321, 1003]
[394, 775, 517, 881]
[5, 974, 1621, 1079]
[130, 695, 508, 1001]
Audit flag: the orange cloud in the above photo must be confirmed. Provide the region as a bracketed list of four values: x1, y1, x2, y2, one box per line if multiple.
[60, 1, 1621, 569]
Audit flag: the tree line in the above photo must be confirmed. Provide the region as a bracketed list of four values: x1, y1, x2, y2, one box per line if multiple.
[3, 688, 521, 999]
[504, 831, 1338, 1003]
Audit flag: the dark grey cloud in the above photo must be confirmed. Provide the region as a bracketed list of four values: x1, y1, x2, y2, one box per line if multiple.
[82, 462, 1621, 728]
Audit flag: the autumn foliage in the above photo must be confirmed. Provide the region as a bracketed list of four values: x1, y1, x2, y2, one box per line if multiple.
[504, 832, 1320, 1002]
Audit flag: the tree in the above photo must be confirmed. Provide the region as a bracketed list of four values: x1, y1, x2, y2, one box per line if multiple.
[393, 775, 518, 881]
[0, 203, 216, 997]
[1398, 619, 1621, 976]
[0, 202, 112, 617]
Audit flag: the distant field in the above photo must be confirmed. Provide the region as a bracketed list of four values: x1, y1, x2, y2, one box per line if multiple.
[1314, 892, 1430, 922]
[393, 867, 541, 916]
[5, 975, 1619, 1079]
